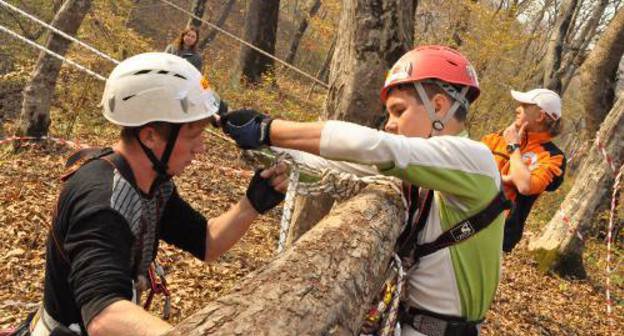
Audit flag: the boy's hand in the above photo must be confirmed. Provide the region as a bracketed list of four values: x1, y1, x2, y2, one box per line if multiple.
[221, 109, 273, 149]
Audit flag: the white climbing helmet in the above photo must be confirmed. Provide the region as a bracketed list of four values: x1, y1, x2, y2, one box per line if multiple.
[101, 52, 220, 127]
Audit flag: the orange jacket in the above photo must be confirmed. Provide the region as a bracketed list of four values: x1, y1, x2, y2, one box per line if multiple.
[481, 131, 565, 203]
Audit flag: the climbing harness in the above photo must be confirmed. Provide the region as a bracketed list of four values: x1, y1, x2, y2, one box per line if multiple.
[143, 260, 172, 320]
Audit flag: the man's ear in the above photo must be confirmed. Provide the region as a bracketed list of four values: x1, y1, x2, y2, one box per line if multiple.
[137, 126, 159, 149]
[536, 109, 548, 123]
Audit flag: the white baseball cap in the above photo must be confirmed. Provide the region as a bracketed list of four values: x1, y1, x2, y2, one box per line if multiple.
[510, 88, 562, 120]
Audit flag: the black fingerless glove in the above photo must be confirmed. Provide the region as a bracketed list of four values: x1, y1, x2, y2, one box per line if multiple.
[246, 169, 286, 214]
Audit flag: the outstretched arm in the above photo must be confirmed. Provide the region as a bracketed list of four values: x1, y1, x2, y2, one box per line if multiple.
[204, 163, 288, 262]
[269, 120, 324, 155]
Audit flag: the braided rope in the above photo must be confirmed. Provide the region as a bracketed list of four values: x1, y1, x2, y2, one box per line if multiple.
[379, 254, 406, 336]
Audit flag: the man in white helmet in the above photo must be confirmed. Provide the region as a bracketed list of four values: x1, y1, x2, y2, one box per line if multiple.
[26, 53, 288, 336]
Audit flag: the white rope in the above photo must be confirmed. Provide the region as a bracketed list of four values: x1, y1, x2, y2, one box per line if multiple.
[0, 0, 120, 65]
[277, 167, 300, 253]
[157, 0, 329, 89]
[0, 23, 107, 81]
[244, 150, 408, 253]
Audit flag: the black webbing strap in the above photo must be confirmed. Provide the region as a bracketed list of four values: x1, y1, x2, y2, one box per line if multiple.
[396, 187, 433, 259]
[412, 191, 511, 260]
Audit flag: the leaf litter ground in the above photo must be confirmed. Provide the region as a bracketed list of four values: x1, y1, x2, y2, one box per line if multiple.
[0, 134, 621, 335]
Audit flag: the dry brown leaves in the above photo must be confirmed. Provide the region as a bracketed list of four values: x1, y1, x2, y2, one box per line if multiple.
[0, 136, 622, 335]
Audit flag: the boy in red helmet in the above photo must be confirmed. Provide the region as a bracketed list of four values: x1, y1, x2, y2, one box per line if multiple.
[221, 46, 505, 335]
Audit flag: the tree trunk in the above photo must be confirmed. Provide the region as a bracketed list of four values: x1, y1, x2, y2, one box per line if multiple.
[323, 0, 417, 126]
[529, 98, 624, 277]
[289, 0, 416, 247]
[560, 0, 610, 93]
[285, 193, 335, 246]
[16, 0, 92, 137]
[238, 0, 280, 85]
[284, 0, 321, 65]
[578, 8, 624, 135]
[165, 184, 405, 335]
[197, 0, 236, 50]
[187, 0, 208, 29]
[543, 0, 578, 92]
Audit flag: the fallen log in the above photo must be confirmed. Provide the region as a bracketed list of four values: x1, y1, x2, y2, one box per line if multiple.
[166, 183, 405, 335]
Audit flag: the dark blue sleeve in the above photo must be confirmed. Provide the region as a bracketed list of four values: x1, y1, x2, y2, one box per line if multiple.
[64, 210, 135, 326]
[160, 190, 207, 260]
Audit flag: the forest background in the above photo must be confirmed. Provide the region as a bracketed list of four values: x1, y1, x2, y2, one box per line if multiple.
[0, 0, 623, 335]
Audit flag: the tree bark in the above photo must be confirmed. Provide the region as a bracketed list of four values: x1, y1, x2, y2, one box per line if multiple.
[323, 0, 417, 126]
[290, 0, 416, 246]
[560, 0, 610, 93]
[578, 8, 624, 135]
[165, 184, 405, 335]
[529, 98, 624, 277]
[284, 0, 321, 65]
[238, 0, 280, 85]
[197, 0, 236, 50]
[285, 193, 335, 246]
[16, 0, 92, 137]
[543, 0, 578, 92]
[187, 0, 208, 29]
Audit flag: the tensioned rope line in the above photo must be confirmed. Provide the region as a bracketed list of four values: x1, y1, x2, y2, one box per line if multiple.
[0, 0, 120, 65]
[157, 0, 330, 89]
[0, 24, 107, 81]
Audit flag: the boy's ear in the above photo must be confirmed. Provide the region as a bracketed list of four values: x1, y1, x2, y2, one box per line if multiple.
[431, 93, 452, 115]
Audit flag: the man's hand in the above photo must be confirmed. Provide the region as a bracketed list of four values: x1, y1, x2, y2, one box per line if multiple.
[503, 122, 527, 145]
[246, 162, 288, 214]
[221, 109, 273, 149]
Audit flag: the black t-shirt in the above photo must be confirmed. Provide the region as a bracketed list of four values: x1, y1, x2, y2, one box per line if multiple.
[43, 151, 207, 329]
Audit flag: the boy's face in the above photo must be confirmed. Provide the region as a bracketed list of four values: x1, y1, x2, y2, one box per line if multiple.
[384, 88, 432, 138]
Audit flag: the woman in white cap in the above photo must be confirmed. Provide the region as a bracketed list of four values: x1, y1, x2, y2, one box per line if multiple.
[482, 88, 566, 252]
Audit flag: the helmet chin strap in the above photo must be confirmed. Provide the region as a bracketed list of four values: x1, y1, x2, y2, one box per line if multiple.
[413, 82, 470, 137]
[135, 124, 182, 194]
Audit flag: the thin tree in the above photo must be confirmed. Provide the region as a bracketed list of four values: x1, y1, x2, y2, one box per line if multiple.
[238, 0, 280, 85]
[17, 0, 92, 137]
[197, 0, 236, 50]
[543, 0, 578, 92]
[560, 0, 610, 93]
[187, 0, 208, 29]
[578, 7, 624, 135]
[284, 0, 321, 65]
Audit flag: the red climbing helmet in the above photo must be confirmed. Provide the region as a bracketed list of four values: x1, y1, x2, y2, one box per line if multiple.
[380, 45, 480, 103]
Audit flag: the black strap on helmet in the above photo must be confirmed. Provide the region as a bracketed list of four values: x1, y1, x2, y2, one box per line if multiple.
[134, 123, 182, 191]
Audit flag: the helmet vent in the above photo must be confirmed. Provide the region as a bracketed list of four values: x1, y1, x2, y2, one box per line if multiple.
[173, 73, 187, 80]
[134, 69, 152, 75]
[108, 97, 115, 113]
[447, 60, 458, 66]
[157, 70, 169, 75]
[122, 94, 136, 101]
[180, 97, 189, 113]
